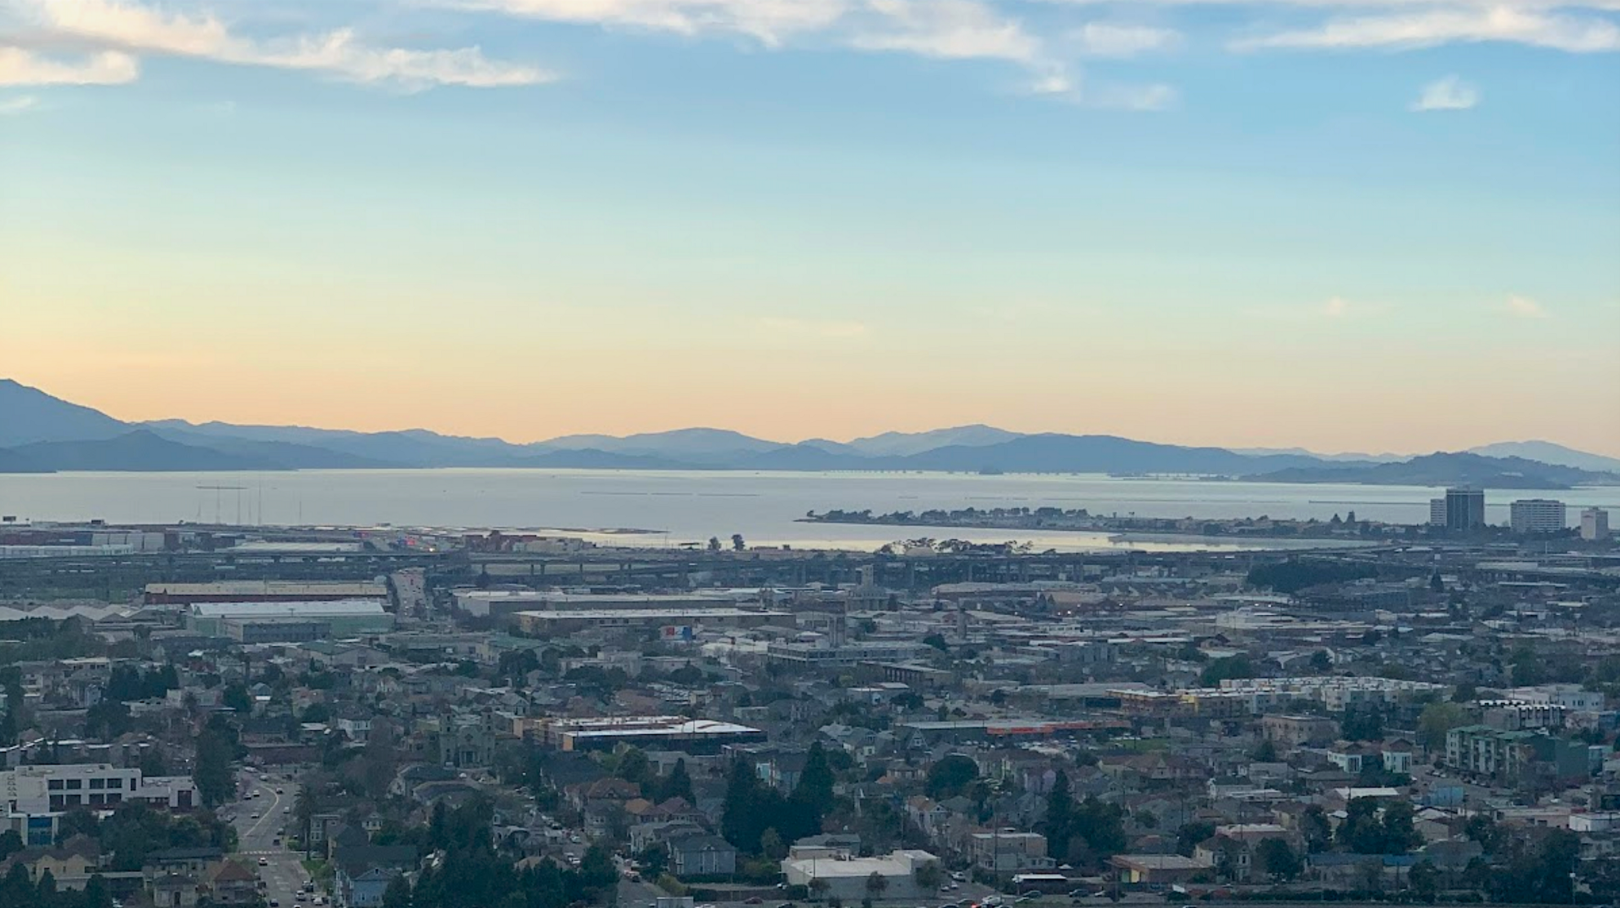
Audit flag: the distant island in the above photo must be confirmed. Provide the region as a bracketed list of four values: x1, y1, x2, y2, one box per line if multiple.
[804, 507, 1404, 540]
[1244, 452, 1619, 490]
[2, 378, 1617, 489]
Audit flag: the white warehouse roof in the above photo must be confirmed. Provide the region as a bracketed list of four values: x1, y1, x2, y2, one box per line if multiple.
[189, 599, 388, 618]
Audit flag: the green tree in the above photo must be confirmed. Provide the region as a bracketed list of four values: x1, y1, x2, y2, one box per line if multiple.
[1341, 706, 1385, 741]
[1200, 655, 1254, 687]
[1176, 822, 1216, 857]
[83, 874, 114, 908]
[193, 726, 235, 808]
[1510, 645, 1545, 686]
[925, 754, 979, 799]
[914, 861, 943, 892]
[761, 828, 788, 861]
[1380, 801, 1422, 853]
[1254, 839, 1302, 882]
[1070, 797, 1126, 862]
[1408, 860, 1439, 903]
[0, 830, 22, 862]
[1418, 702, 1469, 751]
[864, 871, 888, 900]
[222, 682, 252, 713]
[1300, 806, 1333, 854]
[55, 808, 100, 843]
[1044, 770, 1074, 859]
[792, 742, 836, 814]
[614, 747, 652, 788]
[661, 758, 694, 803]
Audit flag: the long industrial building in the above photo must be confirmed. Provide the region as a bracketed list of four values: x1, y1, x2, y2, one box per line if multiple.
[146, 580, 388, 605]
[455, 589, 751, 620]
[187, 599, 394, 640]
[512, 607, 788, 635]
[525, 716, 765, 753]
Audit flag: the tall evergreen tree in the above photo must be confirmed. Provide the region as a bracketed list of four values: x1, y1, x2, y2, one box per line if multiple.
[663, 757, 694, 803]
[1044, 770, 1074, 859]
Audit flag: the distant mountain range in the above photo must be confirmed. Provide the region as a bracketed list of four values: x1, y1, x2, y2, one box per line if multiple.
[2, 378, 1617, 489]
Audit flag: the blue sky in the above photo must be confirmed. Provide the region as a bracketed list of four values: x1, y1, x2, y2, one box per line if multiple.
[2, 0, 1618, 455]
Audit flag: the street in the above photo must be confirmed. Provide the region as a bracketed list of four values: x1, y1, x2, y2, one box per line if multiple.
[224, 770, 312, 908]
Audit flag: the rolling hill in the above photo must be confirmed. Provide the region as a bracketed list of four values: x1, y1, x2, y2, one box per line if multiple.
[0, 379, 130, 447]
[4, 377, 1618, 486]
[1248, 452, 1619, 490]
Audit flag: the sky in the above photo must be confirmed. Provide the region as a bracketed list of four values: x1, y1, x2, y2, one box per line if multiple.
[2, 0, 1618, 456]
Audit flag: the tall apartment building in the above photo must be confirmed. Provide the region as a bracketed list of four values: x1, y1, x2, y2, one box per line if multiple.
[1429, 499, 1447, 527]
[1582, 508, 1611, 542]
[1445, 487, 1487, 531]
[1510, 499, 1566, 534]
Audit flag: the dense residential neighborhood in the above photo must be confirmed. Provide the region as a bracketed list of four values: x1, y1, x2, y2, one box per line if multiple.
[2, 517, 1620, 908]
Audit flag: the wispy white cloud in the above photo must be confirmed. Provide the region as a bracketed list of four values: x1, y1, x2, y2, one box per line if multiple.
[1039, 0, 1620, 10]
[10, 0, 553, 89]
[852, 0, 1044, 64]
[1234, 6, 1620, 52]
[1084, 80, 1179, 110]
[443, 0, 850, 46]
[1502, 295, 1551, 318]
[1246, 297, 1390, 321]
[1411, 74, 1479, 110]
[0, 93, 41, 113]
[1069, 23, 1182, 57]
[758, 317, 873, 339]
[0, 47, 139, 85]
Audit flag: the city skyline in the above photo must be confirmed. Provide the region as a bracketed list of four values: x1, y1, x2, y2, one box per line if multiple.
[3, 0, 1618, 454]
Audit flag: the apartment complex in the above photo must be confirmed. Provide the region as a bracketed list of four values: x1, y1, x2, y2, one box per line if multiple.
[1445, 487, 1487, 531]
[1582, 508, 1611, 542]
[1510, 499, 1566, 534]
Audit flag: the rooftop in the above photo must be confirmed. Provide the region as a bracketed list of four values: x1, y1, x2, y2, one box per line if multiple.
[190, 599, 389, 618]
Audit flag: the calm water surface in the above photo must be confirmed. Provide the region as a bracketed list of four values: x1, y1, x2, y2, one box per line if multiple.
[2, 470, 1616, 553]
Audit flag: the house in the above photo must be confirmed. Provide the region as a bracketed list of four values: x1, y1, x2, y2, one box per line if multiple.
[567, 776, 642, 811]
[333, 845, 417, 908]
[205, 860, 261, 906]
[0, 836, 102, 890]
[150, 872, 201, 908]
[967, 830, 1054, 873]
[631, 820, 706, 852]
[326, 825, 372, 861]
[1328, 743, 1375, 775]
[1193, 825, 1294, 882]
[1110, 854, 1213, 886]
[144, 847, 224, 904]
[343, 867, 402, 908]
[905, 796, 950, 840]
[668, 835, 737, 878]
[1262, 715, 1340, 750]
